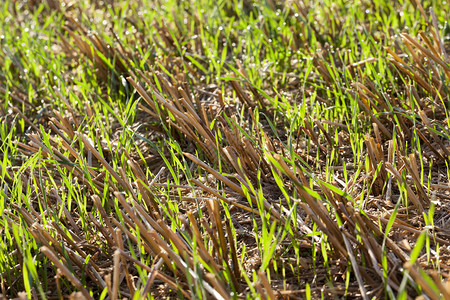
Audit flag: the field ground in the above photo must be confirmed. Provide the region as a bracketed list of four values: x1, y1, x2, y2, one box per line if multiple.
[1, 0, 450, 299]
